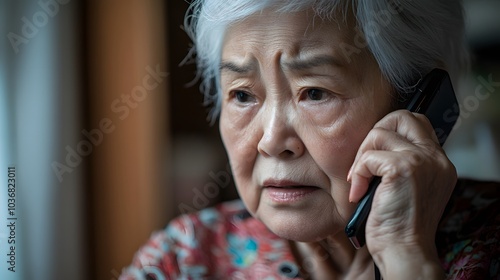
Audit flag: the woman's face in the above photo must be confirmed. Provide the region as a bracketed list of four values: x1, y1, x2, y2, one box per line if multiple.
[219, 9, 393, 242]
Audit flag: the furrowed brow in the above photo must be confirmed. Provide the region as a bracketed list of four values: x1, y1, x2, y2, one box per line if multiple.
[282, 55, 343, 71]
[220, 61, 253, 74]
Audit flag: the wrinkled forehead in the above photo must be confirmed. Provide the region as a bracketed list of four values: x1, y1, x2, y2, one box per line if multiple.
[227, 8, 350, 37]
[221, 7, 370, 74]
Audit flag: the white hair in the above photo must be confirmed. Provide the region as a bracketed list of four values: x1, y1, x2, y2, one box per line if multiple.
[183, 0, 468, 121]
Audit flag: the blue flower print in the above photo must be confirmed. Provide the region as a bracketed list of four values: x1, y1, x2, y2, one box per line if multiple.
[227, 233, 258, 268]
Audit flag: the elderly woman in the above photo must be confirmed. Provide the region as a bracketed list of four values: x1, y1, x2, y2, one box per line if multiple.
[121, 0, 500, 279]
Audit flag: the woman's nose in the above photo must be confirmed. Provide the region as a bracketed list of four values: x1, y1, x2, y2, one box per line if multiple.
[257, 106, 305, 159]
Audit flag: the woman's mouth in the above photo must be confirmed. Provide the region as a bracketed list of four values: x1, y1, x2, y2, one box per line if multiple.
[263, 184, 320, 203]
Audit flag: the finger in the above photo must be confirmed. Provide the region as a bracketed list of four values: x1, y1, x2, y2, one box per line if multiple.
[409, 112, 440, 145]
[349, 150, 419, 203]
[349, 125, 417, 181]
[374, 110, 439, 146]
[354, 126, 414, 162]
[349, 110, 438, 180]
[367, 111, 443, 169]
[348, 110, 442, 202]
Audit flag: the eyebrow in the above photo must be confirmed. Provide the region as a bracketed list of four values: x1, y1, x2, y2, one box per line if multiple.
[219, 54, 342, 75]
[220, 61, 254, 74]
[282, 55, 343, 71]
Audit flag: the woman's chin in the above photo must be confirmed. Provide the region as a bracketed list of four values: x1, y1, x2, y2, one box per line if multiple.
[257, 209, 337, 242]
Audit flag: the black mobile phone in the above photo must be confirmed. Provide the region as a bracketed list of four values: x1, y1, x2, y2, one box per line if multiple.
[345, 68, 460, 249]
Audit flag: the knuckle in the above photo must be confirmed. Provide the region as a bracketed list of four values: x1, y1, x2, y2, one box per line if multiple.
[407, 151, 426, 166]
[362, 149, 378, 160]
[367, 127, 390, 145]
[368, 127, 387, 137]
[386, 152, 421, 179]
[397, 157, 416, 178]
[393, 109, 415, 123]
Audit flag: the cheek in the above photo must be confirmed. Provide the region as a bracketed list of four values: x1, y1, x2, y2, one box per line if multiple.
[219, 108, 258, 169]
[312, 124, 370, 179]
[219, 109, 261, 212]
[301, 113, 375, 221]
[300, 105, 374, 180]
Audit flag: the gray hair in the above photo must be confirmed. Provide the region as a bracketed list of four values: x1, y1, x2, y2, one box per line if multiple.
[183, 0, 468, 121]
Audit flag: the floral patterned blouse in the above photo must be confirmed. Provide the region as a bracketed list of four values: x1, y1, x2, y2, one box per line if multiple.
[120, 179, 500, 279]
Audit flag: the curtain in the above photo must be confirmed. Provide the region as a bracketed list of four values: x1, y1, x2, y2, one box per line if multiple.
[0, 0, 172, 279]
[1, 0, 86, 279]
[85, 0, 171, 279]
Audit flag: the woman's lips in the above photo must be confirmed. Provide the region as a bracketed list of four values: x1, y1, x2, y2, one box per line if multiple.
[264, 186, 319, 203]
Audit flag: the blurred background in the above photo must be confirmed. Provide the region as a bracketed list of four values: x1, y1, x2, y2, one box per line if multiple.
[0, 0, 498, 279]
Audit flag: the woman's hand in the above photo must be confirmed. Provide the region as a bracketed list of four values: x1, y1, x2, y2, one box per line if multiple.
[348, 110, 457, 279]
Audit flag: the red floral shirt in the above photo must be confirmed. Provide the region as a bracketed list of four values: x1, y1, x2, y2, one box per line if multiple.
[120, 179, 500, 279]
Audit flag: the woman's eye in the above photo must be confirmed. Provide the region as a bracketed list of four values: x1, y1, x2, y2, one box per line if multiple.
[233, 91, 254, 103]
[306, 89, 326, 101]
